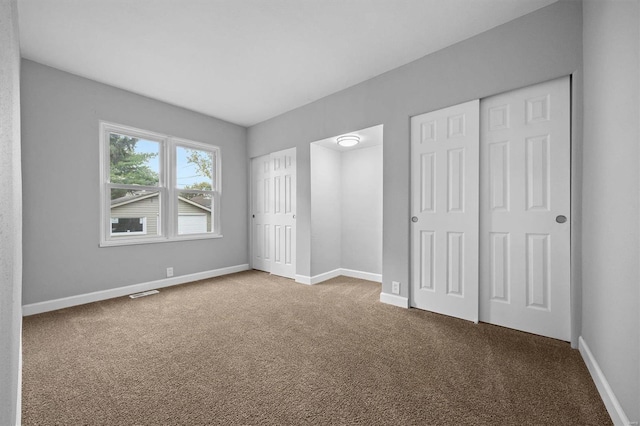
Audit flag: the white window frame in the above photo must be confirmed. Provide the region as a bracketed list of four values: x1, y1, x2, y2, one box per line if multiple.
[171, 138, 221, 239]
[99, 121, 222, 247]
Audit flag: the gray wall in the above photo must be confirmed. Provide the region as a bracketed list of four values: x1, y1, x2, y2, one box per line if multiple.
[342, 145, 383, 274]
[310, 143, 342, 276]
[248, 1, 582, 299]
[582, 0, 640, 421]
[0, 0, 22, 423]
[21, 60, 248, 305]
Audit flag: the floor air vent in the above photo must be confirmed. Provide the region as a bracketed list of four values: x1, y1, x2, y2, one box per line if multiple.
[129, 290, 159, 299]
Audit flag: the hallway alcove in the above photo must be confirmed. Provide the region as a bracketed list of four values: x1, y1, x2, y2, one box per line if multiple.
[310, 125, 383, 283]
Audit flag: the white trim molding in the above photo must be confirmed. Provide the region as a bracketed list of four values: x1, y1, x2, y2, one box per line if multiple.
[294, 274, 312, 285]
[380, 292, 409, 308]
[22, 264, 249, 316]
[295, 269, 341, 285]
[341, 268, 382, 282]
[16, 326, 22, 426]
[295, 268, 382, 286]
[579, 336, 630, 425]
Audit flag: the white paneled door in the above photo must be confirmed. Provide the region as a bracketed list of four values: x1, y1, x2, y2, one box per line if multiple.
[410, 78, 571, 341]
[410, 100, 480, 322]
[270, 148, 296, 278]
[480, 77, 570, 341]
[251, 154, 272, 272]
[251, 148, 296, 279]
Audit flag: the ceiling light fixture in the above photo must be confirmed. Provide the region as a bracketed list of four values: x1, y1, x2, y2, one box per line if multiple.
[336, 134, 360, 147]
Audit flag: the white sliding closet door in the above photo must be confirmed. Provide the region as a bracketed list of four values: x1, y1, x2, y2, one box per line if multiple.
[251, 148, 296, 279]
[480, 77, 570, 341]
[409, 78, 571, 341]
[410, 100, 480, 323]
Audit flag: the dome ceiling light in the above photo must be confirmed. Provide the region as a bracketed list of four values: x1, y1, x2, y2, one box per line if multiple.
[336, 134, 360, 147]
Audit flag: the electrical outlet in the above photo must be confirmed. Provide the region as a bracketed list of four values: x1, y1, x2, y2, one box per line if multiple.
[392, 281, 400, 295]
[166, 267, 174, 278]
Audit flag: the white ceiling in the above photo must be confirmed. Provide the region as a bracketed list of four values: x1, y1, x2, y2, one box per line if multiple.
[18, 0, 557, 127]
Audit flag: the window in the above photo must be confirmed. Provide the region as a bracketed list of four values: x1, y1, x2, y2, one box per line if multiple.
[99, 121, 221, 246]
[111, 217, 147, 235]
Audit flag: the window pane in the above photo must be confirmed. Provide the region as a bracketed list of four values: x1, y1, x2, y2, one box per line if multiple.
[109, 132, 160, 186]
[178, 192, 213, 234]
[111, 218, 145, 234]
[110, 189, 160, 237]
[176, 146, 214, 190]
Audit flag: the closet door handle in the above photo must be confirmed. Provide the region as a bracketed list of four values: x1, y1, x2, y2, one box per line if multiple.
[411, 216, 418, 223]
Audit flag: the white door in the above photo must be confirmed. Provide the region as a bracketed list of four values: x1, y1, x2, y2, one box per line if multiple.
[270, 148, 296, 279]
[251, 148, 296, 278]
[479, 77, 570, 341]
[251, 154, 272, 272]
[410, 100, 480, 322]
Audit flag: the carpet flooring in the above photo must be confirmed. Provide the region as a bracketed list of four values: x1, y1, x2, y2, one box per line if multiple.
[22, 271, 611, 425]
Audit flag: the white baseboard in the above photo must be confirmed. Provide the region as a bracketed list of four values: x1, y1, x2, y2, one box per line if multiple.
[380, 292, 409, 308]
[579, 336, 630, 425]
[22, 264, 249, 316]
[341, 268, 382, 283]
[295, 268, 382, 286]
[295, 269, 341, 285]
[294, 274, 312, 285]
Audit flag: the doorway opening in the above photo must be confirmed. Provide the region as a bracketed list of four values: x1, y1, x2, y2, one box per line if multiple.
[309, 124, 383, 284]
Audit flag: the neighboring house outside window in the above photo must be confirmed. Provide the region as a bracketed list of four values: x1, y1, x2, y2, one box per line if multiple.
[99, 121, 221, 246]
[111, 217, 147, 235]
[177, 195, 212, 234]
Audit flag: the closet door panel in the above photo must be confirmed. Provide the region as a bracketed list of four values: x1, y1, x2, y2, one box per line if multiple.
[410, 99, 480, 323]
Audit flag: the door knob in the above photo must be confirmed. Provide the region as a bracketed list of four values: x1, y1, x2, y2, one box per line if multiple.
[411, 216, 418, 223]
[556, 215, 567, 224]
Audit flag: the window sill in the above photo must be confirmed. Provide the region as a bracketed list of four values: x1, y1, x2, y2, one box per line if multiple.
[99, 233, 223, 247]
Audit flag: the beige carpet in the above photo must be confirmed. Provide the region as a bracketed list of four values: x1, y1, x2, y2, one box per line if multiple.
[22, 271, 610, 425]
